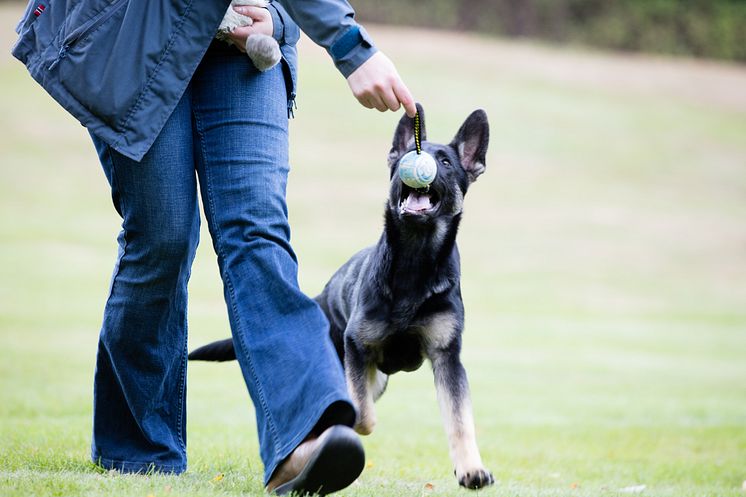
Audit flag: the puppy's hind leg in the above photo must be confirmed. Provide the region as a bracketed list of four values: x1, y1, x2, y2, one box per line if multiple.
[344, 335, 378, 435]
[430, 349, 494, 489]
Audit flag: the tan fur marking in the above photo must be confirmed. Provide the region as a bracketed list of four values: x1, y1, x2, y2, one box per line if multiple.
[346, 365, 377, 436]
[422, 312, 458, 352]
[451, 182, 465, 215]
[435, 379, 486, 480]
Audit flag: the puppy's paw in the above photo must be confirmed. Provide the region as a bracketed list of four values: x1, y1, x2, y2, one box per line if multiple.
[353, 420, 375, 436]
[353, 413, 376, 436]
[456, 467, 494, 490]
[245, 34, 281, 71]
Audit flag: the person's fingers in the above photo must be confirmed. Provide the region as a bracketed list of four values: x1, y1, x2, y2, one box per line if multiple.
[226, 15, 273, 48]
[230, 24, 260, 38]
[379, 83, 402, 113]
[228, 6, 272, 38]
[365, 91, 388, 112]
[346, 52, 417, 114]
[233, 5, 269, 21]
[393, 79, 417, 117]
[357, 95, 374, 110]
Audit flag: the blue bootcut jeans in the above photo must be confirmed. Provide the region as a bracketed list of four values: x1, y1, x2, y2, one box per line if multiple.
[89, 41, 355, 484]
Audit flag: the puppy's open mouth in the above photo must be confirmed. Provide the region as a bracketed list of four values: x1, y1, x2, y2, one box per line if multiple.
[398, 184, 441, 215]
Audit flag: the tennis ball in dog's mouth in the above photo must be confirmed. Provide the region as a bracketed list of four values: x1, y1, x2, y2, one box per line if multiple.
[398, 151, 437, 189]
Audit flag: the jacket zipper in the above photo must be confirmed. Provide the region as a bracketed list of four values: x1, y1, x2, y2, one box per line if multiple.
[287, 92, 297, 119]
[280, 52, 297, 119]
[48, 0, 128, 71]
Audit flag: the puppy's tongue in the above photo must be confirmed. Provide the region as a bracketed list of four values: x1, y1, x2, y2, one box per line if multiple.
[404, 191, 432, 211]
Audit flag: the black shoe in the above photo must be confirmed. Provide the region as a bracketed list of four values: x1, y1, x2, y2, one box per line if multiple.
[269, 425, 365, 496]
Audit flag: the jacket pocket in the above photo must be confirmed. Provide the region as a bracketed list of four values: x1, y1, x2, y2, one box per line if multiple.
[56, 0, 156, 126]
[51, 0, 129, 70]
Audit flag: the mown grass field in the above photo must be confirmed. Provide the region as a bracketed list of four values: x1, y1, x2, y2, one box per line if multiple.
[1, 4, 745, 496]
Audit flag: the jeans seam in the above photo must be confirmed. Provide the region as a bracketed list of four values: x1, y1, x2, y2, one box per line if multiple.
[177, 192, 201, 456]
[175, 225, 195, 457]
[175, 332, 188, 456]
[191, 104, 282, 455]
[102, 144, 129, 303]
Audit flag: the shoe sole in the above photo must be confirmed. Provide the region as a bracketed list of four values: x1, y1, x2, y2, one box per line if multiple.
[273, 425, 365, 496]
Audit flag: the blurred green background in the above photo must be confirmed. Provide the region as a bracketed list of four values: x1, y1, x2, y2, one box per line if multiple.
[355, 0, 746, 62]
[1, 2, 746, 496]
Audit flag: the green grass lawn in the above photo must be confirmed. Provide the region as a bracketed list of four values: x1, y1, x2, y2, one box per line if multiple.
[1, 4, 745, 496]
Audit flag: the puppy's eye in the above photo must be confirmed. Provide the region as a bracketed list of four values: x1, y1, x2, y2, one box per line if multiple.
[441, 158, 451, 167]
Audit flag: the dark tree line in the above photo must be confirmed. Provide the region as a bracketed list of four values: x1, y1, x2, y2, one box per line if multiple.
[354, 0, 746, 62]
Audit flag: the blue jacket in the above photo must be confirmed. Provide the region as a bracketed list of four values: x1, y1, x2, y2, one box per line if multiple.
[12, 0, 377, 161]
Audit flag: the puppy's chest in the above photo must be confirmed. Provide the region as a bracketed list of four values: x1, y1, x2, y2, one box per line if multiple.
[358, 311, 458, 374]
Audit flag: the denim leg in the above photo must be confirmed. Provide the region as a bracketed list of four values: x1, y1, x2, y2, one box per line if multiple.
[89, 90, 200, 473]
[190, 43, 354, 484]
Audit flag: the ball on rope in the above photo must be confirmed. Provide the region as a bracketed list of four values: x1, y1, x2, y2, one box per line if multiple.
[398, 150, 437, 189]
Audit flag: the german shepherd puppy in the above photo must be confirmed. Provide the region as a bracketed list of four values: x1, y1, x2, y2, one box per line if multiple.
[189, 105, 494, 489]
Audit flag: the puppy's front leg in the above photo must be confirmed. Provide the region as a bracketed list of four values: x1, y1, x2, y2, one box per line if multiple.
[344, 335, 377, 435]
[431, 350, 494, 489]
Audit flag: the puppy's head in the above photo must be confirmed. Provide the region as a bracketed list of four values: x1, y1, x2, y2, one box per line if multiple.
[387, 104, 489, 223]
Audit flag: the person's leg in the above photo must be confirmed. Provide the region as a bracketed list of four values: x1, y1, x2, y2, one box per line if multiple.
[190, 42, 357, 485]
[89, 90, 200, 473]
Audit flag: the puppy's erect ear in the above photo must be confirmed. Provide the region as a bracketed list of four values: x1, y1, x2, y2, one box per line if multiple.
[451, 109, 489, 183]
[388, 103, 426, 168]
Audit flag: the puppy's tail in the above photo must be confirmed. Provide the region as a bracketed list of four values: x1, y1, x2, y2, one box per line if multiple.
[188, 338, 236, 362]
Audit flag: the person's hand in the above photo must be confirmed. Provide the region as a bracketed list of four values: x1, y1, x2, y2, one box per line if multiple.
[346, 52, 416, 117]
[226, 6, 274, 52]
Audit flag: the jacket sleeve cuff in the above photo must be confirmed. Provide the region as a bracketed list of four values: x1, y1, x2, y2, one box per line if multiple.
[329, 25, 378, 78]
